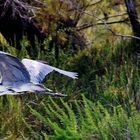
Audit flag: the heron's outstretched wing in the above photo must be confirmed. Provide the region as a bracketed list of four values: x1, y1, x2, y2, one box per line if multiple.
[22, 59, 78, 83]
[0, 51, 30, 86]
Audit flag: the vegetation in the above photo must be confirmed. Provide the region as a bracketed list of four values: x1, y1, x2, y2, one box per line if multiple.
[0, 0, 140, 139]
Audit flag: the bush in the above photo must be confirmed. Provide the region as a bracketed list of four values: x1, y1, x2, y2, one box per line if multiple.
[29, 95, 140, 140]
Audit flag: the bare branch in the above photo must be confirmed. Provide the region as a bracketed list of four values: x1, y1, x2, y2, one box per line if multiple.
[99, 12, 127, 21]
[106, 26, 140, 41]
[93, 11, 140, 41]
[77, 18, 129, 31]
[0, 0, 41, 20]
[86, 0, 103, 7]
[72, 5, 140, 41]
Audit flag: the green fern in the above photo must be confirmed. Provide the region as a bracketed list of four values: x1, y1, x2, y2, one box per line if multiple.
[29, 96, 140, 140]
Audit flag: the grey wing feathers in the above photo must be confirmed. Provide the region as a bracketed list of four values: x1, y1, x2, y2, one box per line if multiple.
[47, 65, 78, 79]
[22, 59, 78, 83]
[0, 51, 30, 86]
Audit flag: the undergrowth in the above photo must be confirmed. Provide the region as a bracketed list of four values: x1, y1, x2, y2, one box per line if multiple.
[0, 38, 140, 139]
[28, 96, 140, 140]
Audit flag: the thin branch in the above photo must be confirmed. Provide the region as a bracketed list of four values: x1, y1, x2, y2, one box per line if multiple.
[95, 11, 140, 41]
[99, 12, 127, 21]
[1, 0, 39, 20]
[106, 26, 140, 41]
[86, 0, 102, 7]
[73, 6, 140, 41]
[76, 18, 129, 31]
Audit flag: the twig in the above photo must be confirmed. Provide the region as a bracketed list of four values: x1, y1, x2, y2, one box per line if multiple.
[74, 6, 140, 41]
[76, 18, 129, 31]
[98, 12, 127, 21]
[1, 0, 39, 20]
[86, 0, 103, 7]
[106, 26, 140, 41]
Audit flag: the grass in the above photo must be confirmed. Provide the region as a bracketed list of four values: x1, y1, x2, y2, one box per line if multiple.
[29, 96, 140, 140]
[0, 37, 140, 139]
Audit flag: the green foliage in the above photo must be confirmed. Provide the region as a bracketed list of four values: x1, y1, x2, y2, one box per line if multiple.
[0, 96, 25, 139]
[0, 33, 140, 140]
[0, 1, 140, 139]
[29, 96, 140, 140]
[66, 41, 140, 104]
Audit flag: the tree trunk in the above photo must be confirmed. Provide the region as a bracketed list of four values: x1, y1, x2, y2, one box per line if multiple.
[125, 0, 140, 38]
[125, 0, 140, 52]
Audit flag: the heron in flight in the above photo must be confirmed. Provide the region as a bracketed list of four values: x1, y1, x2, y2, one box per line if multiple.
[0, 51, 78, 96]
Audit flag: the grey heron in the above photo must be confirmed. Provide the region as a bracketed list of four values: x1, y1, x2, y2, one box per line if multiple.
[0, 51, 78, 96]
